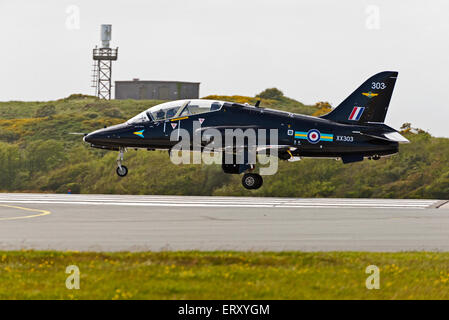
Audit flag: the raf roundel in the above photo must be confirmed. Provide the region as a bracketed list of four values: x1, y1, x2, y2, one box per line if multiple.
[307, 129, 321, 144]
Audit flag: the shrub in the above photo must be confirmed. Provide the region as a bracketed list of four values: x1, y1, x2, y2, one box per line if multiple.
[104, 108, 124, 119]
[256, 88, 284, 100]
[0, 128, 19, 142]
[35, 104, 56, 118]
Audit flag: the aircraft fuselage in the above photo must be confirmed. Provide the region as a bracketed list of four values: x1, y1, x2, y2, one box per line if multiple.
[84, 102, 399, 160]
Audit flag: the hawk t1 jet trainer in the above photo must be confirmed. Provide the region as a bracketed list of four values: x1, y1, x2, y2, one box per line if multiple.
[83, 71, 408, 190]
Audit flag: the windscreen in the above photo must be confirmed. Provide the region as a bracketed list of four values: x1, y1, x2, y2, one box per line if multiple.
[127, 100, 223, 124]
[127, 101, 188, 124]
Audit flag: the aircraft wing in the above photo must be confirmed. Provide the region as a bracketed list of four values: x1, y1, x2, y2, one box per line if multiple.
[204, 144, 293, 153]
[199, 126, 291, 152]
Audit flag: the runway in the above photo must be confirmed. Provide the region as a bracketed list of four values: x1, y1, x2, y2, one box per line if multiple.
[0, 193, 448, 252]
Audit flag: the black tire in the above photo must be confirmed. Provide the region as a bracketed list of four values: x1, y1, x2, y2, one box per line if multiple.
[242, 173, 263, 190]
[253, 174, 263, 189]
[116, 165, 128, 177]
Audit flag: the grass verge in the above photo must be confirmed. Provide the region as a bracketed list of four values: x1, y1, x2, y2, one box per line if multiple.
[0, 251, 448, 299]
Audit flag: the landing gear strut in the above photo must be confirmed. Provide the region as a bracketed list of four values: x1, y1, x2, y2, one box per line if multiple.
[116, 147, 128, 177]
[242, 173, 263, 190]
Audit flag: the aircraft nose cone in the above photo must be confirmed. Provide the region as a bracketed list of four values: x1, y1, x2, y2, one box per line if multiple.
[84, 123, 130, 146]
[83, 132, 99, 144]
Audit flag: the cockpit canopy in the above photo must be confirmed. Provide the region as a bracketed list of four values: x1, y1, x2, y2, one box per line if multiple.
[127, 99, 224, 124]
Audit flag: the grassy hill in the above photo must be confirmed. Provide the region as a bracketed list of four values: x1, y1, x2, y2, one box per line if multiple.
[0, 92, 448, 199]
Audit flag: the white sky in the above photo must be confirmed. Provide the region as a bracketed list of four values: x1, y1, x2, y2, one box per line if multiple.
[1, 0, 448, 136]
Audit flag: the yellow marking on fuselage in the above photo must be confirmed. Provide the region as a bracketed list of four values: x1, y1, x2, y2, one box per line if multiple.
[170, 116, 189, 121]
[0, 204, 51, 221]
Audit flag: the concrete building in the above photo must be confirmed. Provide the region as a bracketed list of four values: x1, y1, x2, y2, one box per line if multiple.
[115, 79, 200, 100]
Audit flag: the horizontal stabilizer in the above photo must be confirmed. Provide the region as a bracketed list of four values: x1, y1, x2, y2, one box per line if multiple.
[383, 132, 410, 143]
[361, 131, 409, 143]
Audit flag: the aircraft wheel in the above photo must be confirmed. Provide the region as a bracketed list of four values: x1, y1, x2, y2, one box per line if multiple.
[116, 165, 128, 177]
[242, 173, 263, 190]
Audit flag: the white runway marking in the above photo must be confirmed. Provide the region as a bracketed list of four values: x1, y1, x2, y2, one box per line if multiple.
[0, 193, 439, 209]
[0, 193, 447, 251]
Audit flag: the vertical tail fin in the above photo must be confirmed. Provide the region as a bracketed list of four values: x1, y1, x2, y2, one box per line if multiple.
[321, 71, 398, 124]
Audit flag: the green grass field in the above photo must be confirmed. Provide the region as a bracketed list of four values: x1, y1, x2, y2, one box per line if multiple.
[1, 251, 448, 299]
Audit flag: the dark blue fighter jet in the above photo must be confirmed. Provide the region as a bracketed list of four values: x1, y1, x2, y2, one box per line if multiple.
[84, 71, 408, 189]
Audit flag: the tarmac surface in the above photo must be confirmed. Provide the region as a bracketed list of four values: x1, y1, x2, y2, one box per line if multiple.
[0, 193, 448, 252]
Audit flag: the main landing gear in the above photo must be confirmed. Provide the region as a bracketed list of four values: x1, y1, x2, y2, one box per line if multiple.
[221, 156, 264, 190]
[242, 173, 263, 190]
[116, 147, 128, 177]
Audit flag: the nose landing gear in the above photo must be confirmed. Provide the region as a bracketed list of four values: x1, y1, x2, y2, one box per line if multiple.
[116, 147, 128, 177]
[116, 165, 128, 177]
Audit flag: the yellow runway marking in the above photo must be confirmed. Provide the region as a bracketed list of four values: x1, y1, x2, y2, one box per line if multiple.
[0, 205, 51, 221]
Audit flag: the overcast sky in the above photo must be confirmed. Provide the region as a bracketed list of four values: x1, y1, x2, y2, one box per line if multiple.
[1, 0, 448, 136]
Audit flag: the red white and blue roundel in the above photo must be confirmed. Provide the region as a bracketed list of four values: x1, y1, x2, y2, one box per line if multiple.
[307, 129, 321, 144]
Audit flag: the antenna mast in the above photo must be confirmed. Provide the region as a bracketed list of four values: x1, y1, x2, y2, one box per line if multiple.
[91, 24, 118, 99]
